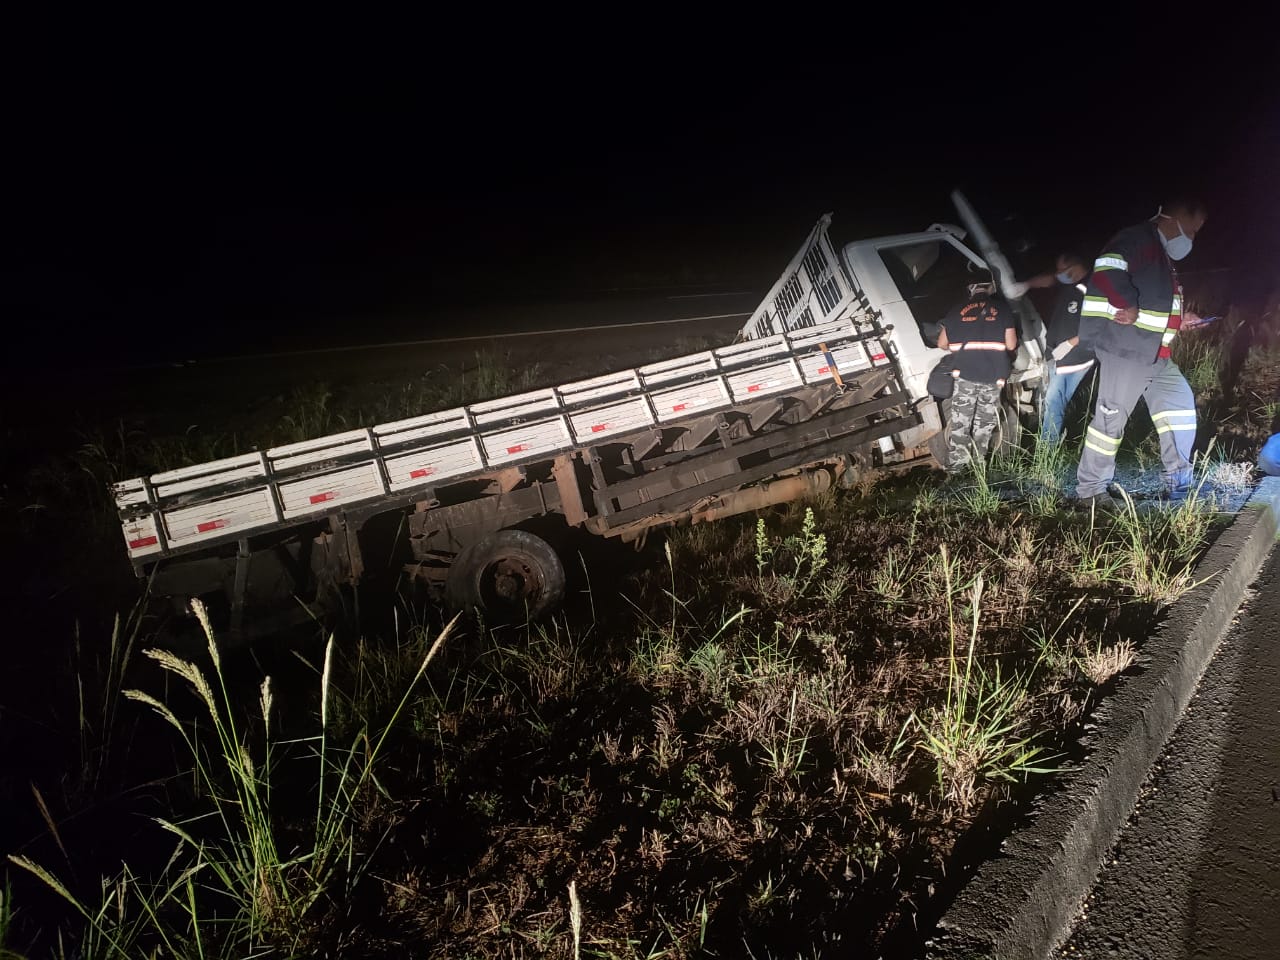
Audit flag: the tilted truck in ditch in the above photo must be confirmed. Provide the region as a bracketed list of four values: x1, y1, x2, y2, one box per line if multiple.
[111, 193, 1047, 640]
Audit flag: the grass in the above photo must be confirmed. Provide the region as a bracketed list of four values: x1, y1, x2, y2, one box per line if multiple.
[1007, 434, 1075, 493]
[1079, 639, 1137, 686]
[11, 603, 459, 958]
[72, 605, 146, 803]
[0, 477, 1229, 955]
[954, 452, 1002, 517]
[1174, 330, 1223, 396]
[910, 547, 1056, 812]
[4, 477, 1205, 956]
[241, 484, 1207, 955]
[0, 879, 25, 960]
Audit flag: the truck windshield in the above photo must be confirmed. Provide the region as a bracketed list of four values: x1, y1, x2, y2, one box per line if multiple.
[879, 241, 984, 347]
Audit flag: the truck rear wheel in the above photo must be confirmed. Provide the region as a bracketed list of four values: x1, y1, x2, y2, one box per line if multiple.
[445, 529, 566, 620]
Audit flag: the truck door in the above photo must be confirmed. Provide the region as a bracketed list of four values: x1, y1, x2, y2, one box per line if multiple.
[845, 232, 988, 400]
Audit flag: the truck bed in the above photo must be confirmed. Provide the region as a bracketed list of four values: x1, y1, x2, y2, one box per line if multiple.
[113, 317, 892, 567]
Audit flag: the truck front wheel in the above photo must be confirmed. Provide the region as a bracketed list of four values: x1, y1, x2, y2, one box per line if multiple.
[445, 529, 566, 620]
[991, 399, 1024, 457]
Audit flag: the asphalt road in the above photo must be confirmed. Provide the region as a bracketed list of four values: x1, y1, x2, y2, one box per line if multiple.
[1056, 549, 1280, 959]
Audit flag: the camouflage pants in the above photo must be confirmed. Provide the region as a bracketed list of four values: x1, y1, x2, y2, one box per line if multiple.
[946, 377, 1002, 473]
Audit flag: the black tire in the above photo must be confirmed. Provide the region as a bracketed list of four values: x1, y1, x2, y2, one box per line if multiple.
[445, 529, 566, 620]
[991, 399, 1023, 457]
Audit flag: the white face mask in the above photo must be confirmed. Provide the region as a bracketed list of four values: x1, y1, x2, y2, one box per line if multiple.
[1156, 214, 1194, 261]
[1056, 271, 1074, 284]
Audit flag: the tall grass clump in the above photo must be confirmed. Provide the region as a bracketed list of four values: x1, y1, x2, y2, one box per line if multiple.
[989, 433, 1074, 497]
[72, 602, 148, 803]
[12, 601, 458, 956]
[954, 451, 1001, 517]
[911, 546, 1055, 811]
[1172, 330, 1224, 396]
[1107, 490, 1214, 606]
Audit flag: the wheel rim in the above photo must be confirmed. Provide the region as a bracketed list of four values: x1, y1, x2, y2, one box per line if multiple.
[478, 552, 544, 609]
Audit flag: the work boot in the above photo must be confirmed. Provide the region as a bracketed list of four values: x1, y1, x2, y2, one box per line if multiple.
[1076, 492, 1119, 514]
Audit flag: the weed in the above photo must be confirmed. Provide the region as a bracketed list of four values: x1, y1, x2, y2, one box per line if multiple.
[911, 547, 1055, 811]
[279, 382, 345, 444]
[870, 546, 910, 606]
[569, 880, 583, 960]
[0, 878, 24, 960]
[72, 603, 145, 802]
[1133, 432, 1162, 472]
[1079, 639, 1137, 686]
[954, 454, 1001, 517]
[757, 688, 812, 780]
[1028, 490, 1061, 518]
[754, 517, 772, 577]
[817, 562, 852, 604]
[752, 508, 830, 604]
[994, 435, 1077, 494]
[912, 484, 940, 514]
[1110, 490, 1212, 606]
[15, 603, 459, 955]
[1172, 331, 1224, 396]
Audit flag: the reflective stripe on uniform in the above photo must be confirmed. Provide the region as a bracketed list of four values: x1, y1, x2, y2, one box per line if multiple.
[1152, 407, 1197, 435]
[1084, 425, 1122, 457]
[960, 341, 1008, 351]
[1082, 296, 1118, 319]
[1094, 254, 1129, 271]
[1161, 330, 1177, 345]
[1135, 310, 1171, 332]
[1054, 359, 1095, 375]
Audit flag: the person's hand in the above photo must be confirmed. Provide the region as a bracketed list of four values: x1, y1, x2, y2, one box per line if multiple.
[1182, 310, 1204, 328]
[1113, 306, 1138, 325]
[1028, 273, 1057, 290]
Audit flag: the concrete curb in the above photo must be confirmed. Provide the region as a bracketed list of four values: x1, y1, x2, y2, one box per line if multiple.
[927, 476, 1280, 960]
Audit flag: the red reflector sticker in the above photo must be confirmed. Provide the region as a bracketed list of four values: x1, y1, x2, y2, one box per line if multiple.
[818, 365, 831, 374]
[409, 467, 435, 479]
[747, 384, 761, 393]
[196, 519, 229, 533]
[672, 403, 687, 412]
[506, 444, 527, 455]
[871, 353, 887, 361]
[309, 492, 336, 505]
[590, 424, 609, 433]
[128, 535, 159, 549]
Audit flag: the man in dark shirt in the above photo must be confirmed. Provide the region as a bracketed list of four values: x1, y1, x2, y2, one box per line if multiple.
[1040, 252, 1094, 442]
[937, 280, 1019, 474]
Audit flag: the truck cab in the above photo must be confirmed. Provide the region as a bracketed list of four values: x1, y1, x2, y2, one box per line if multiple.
[741, 211, 1047, 463]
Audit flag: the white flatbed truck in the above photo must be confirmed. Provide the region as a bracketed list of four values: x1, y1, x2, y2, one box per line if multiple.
[111, 193, 1046, 639]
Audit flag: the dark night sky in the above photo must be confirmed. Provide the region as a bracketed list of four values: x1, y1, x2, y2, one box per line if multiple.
[5, 16, 1279, 371]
